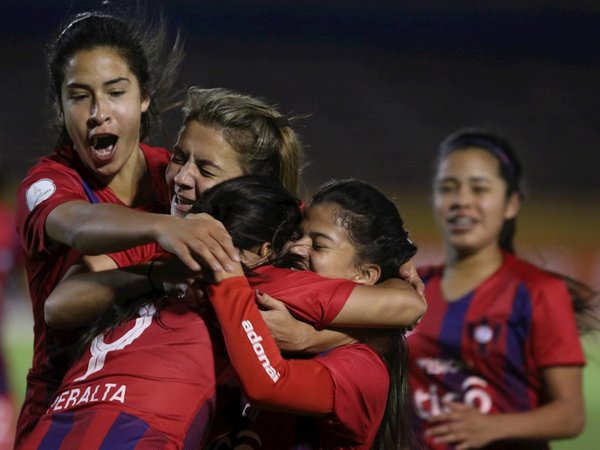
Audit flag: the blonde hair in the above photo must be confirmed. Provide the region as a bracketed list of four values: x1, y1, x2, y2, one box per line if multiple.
[181, 87, 304, 196]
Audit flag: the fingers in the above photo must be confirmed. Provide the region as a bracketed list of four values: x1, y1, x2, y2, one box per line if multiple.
[398, 261, 426, 298]
[444, 401, 469, 411]
[161, 214, 240, 273]
[174, 248, 202, 272]
[185, 215, 238, 272]
[189, 233, 236, 273]
[256, 290, 287, 311]
[426, 423, 465, 446]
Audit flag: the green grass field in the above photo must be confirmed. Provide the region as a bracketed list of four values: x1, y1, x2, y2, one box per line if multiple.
[4, 326, 600, 448]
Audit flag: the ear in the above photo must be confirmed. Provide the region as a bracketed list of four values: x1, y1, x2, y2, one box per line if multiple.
[352, 264, 381, 286]
[258, 242, 272, 258]
[141, 95, 151, 113]
[504, 192, 521, 220]
[55, 103, 64, 122]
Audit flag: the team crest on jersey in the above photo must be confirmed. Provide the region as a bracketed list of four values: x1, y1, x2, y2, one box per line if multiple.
[467, 318, 501, 353]
[26, 178, 56, 211]
[473, 324, 494, 344]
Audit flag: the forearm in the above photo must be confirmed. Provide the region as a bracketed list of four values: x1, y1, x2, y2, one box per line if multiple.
[332, 278, 426, 328]
[490, 399, 584, 442]
[44, 263, 154, 329]
[46, 201, 169, 254]
[281, 324, 357, 354]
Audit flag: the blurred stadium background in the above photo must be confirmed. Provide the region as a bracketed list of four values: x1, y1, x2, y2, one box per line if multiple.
[1, 1, 598, 448]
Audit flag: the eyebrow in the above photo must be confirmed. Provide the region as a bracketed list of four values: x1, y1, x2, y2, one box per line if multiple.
[172, 145, 222, 171]
[309, 231, 335, 242]
[65, 77, 131, 90]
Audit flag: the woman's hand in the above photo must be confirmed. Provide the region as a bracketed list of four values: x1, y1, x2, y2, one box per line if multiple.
[257, 291, 356, 353]
[257, 290, 314, 352]
[399, 260, 426, 300]
[426, 402, 498, 450]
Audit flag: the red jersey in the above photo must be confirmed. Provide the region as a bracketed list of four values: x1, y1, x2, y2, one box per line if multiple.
[20, 298, 219, 450]
[14, 143, 171, 445]
[207, 276, 389, 449]
[21, 267, 359, 449]
[408, 252, 585, 450]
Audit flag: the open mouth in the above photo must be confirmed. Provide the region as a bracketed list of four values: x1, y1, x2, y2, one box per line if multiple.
[90, 134, 118, 160]
[447, 215, 477, 232]
[449, 216, 474, 226]
[170, 194, 196, 217]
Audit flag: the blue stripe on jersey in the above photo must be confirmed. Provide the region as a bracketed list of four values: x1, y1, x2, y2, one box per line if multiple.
[439, 292, 474, 393]
[504, 282, 533, 410]
[81, 179, 100, 204]
[440, 293, 474, 359]
[182, 395, 216, 450]
[39, 412, 75, 449]
[99, 412, 149, 450]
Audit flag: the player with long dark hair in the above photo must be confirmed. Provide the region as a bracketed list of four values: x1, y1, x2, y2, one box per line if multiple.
[408, 128, 599, 449]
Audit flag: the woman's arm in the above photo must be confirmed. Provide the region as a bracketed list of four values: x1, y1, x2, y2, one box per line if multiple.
[46, 201, 238, 271]
[44, 260, 153, 329]
[426, 366, 584, 449]
[209, 267, 336, 414]
[332, 277, 426, 328]
[44, 257, 193, 329]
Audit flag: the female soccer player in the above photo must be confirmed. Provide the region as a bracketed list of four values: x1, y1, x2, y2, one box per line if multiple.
[20, 176, 425, 449]
[13, 10, 221, 445]
[207, 178, 422, 449]
[407, 128, 598, 449]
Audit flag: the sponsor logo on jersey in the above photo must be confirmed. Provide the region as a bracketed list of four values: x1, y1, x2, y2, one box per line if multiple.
[413, 375, 492, 419]
[26, 178, 56, 211]
[242, 320, 280, 383]
[416, 357, 464, 375]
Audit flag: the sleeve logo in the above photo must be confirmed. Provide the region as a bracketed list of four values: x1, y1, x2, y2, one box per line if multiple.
[26, 178, 56, 211]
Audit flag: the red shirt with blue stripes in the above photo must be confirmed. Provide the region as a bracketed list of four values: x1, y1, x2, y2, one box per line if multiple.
[14, 143, 171, 446]
[408, 252, 585, 450]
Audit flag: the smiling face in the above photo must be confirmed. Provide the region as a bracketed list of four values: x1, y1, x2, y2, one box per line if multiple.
[288, 202, 365, 281]
[166, 120, 245, 217]
[433, 147, 520, 258]
[60, 47, 150, 181]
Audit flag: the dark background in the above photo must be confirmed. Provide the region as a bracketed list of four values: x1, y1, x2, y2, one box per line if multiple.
[2, 5, 599, 447]
[2, 0, 599, 198]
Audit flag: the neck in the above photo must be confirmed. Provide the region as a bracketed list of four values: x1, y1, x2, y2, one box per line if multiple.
[441, 244, 504, 301]
[108, 146, 149, 206]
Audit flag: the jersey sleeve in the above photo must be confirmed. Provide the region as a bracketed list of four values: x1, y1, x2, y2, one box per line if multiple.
[106, 243, 164, 268]
[16, 163, 88, 257]
[530, 275, 585, 368]
[207, 276, 335, 415]
[251, 266, 356, 329]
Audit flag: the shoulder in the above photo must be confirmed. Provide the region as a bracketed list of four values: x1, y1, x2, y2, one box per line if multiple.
[22, 147, 80, 179]
[503, 253, 567, 292]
